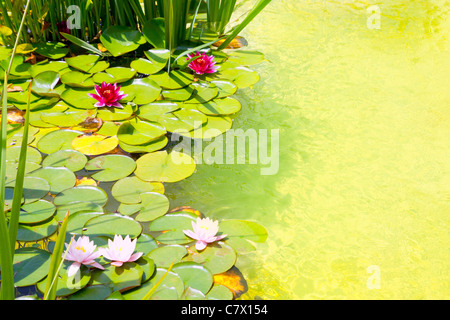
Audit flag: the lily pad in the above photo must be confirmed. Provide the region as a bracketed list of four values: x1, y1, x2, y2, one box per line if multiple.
[142, 18, 166, 49]
[54, 186, 108, 207]
[61, 87, 99, 109]
[177, 115, 233, 140]
[111, 176, 165, 204]
[61, 71, 95, 88]
[34, 42, 69, 60]
[206, 284, 234, 300]
[16, 218, 58, 242]
[5, 176, 50, 204]
[97, 103, 134, 121]
[6, 146, 42, 164]
[171, 262, 213, 295]
[227, 50, 265, 65]
[161, 87, 194, 102]
[195, 97, 241, 116]
[36, 129, 83, 154]
[100, 26, 147, 57]
[82, 213, 142, 239]
[149, 70, 194, 90]
[148, 211, 198, 245]
[65, 55, 109, 74]
[55, 201, 104, 221]
[30, 71, 61, 97]
[136, 102, 180, 122]
[219, 220, 268, 253]
[117, 119, 166, 146]
[210, 80, 238, 98]
[93, 67, 137, 84]
[184, 242, 236, 275]
[159, 108, 208, 134]
[135, 151, 196, 183]
[90, 262, 143, 293]
[85, 155, 136, 182]
[218, 66, 260, 88]
[131, 49, 170, 75]
[72, 134, 119, 155]
[29, 167, 77, 194]
[12, 248, 51, 287]
[147, 245, 187, 268]
[67, 211, 104, 235]
[40, 109, 97, 127]
[119, 192, 170, 222]
[121, 78, 161, 105]
[119, 136, 168, 154]
[42, 149, 88, 172]
[16, 200, 55, 225]
[185, 82, 219, 104]
[29, 61, 70, 78]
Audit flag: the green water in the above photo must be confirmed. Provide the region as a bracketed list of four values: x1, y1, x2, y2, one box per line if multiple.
[166, 0, 450, 299]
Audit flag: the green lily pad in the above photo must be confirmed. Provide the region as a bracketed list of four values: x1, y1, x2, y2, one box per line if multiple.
[55, 201, 104, 221]
[4, 161, 41, 184]
[36, 129, 83, 154]
[82, 213, 142, 239]
[29, 61, 70, 78]
[61, 71, 95, 88]
[34, 42, 69, 60]
[16, 200, 55, 225]
[218, 66, 260, 88]
[148, 211, 198, 245]
[136, 101, 180, 122]
[219, 220, 268, 253]
[206, 284, 234, 300]
[90, 262, 143, 293]
[6, 146, 42, 164]
[111, 176, 164, 204]
[29, 167, 77, 194]
[142, 18, 166, 48]
[65, 55, 109, 74]
[40, 108, 97, 127]
[97, 121, 121, 136]
[135, 233, 159, 256]
[184, 242, 236, 275]
[5, 176, 50, 204]
[12, 248, 51, 287]
[185, 82, 219, 104]
[119, 136, 168, 154]
[161, 86, 194, 101]
[61, 87, 99, 109]
[2, 56, 31, 79]
[149, 70, 194, 90]
[210, 80, 238, 98]
[42, 149, 88, 172]
[195, 97, 241, 116]
[100, 26, 147, 57]
[171, 262, 213, 295]
[119, 192, 170, 222]
[16, 218, 58, 242]
[85, 155, 136, 182]
[36, 262, 91, 297]
[54, 186, 108, 207]
[121, 78, 161, 105]
[71, 134, 119, 156]
[30, 71, 61, 97]
[97, 103, 134, 121]
[67, 285, 113, 300]
[147, 245, 187, 268]
[131, 49, 170, 75]
[159, 108, 208, 134]
[117, 119, 166, 146]
[175, 115, 233, 140]
[67, 211, 104, 235]
[227, 50, 265, 65]
[135, 151, 196, 183]
[93, 67, 137, 84]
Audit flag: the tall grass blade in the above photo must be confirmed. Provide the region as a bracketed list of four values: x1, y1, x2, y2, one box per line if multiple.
[218, 0, 271, 50]
[60, 32, 104, 56]
[142, 260, 176, 300]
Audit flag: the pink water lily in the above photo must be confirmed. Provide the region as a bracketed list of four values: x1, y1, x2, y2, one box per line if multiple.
[187, 51, 218, 75]
[64, 236, 104, 277]
[87, 82, 128, 109]
[98, 235, 143, 267]
[183, 217, 227, 251]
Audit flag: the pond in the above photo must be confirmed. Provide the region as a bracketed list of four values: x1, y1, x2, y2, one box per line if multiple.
[166, 0, 450, 299]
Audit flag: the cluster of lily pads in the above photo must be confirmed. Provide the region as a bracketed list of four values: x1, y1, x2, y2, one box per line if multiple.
[1, 32, 267, 300]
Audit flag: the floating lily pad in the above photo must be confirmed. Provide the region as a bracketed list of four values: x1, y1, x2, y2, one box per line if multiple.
[29, 167, 77, 194]
[111, 176, 164, 204]
[16, 218, 58, 242]
[149, 70, 193, 90]
[176, 115, 233, 140]
[142, 18, 166, 48]
[16, 200, 55, 225]
[12, 248, 52, 287]
[82, 213, 142, 239]
[97, 121, 121, 136]
[131, 49, 170, 75]
[147, 245, 187, 268]
[148, 211, 198, 245]
[97, 103, 134, 121]
[209, 80, 237, 98]
[67, 285, 113, 301]
[5, 176, 50, 204]
[90, 262, 143, 293]
[85, 155, 136, 182]
[55, 201, 104, 221]
[119, 136, 168, 154]
[185, 82, 219, 104]
[36, 129, 82, 154]
[206, 284, 234, 300]
[219, 220, 268, 253]
[171, 262, 213, 295]
[93, 67, 137, 84]
[65, 55, 109, 74]
[61, 71, 95, 88]
[72, 134, 119, 155]
[29, 61, 70, 78]
[61, 87, 99, 109]
[34, 42, 69, 60]
[40, 108, 97, 127]
[117, 119, 166, 146]
[121, 78, 161, 105]
[67, 211, 104, 235]
[30, 71, 61, 97]
[6, 146, 42, 164]
[119, 192, 170, 222]
[227, 50, 265, 65]
[135, 151, 196, 183]
[159, 108, 207, 134]
[161, 86, 194, 101]
[184, 242, 236, 275]
[136, 102, 180, 122]
[195, 97, 241, 116]
[42, 149, 88, 172]
[54, 186, 108, 207]
[218, 66, 260, 88]
[100, 26, 146, 57]
[135, 233, 159, 256]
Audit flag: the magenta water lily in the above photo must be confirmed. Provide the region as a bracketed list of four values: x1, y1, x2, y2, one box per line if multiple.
[88, 82, 128, 109]
[187, 51, 218, 75]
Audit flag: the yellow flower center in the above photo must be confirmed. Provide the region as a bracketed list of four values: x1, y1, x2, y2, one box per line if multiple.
[76, 246, 86, 253]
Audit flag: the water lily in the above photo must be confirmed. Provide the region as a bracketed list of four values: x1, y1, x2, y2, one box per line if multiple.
[187, 51, 218, 75]
[183, 217, 227, 251]
[98, 235, 143, 267]
[64, 236, 104, 277]
[87, 82, 128, 109]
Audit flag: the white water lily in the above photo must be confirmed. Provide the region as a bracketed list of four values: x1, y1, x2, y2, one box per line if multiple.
[98, 235, 143, 267]
[183, 217, 227, 251]
[64, 236, 104, 277]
